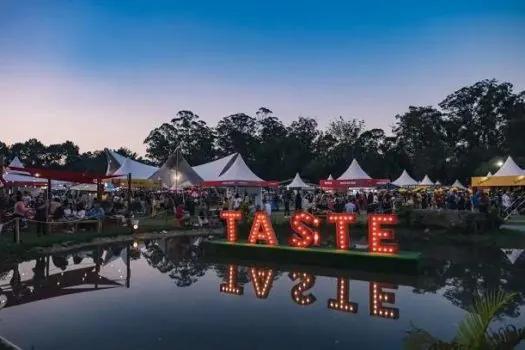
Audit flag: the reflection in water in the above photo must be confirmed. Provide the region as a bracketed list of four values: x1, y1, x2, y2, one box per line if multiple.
[327, 278, 357, 313]
[370, 283, 399, 319]
[220, 265, 243, 295]
[289, 272, 316, 306]
[249, 268, 274, 299]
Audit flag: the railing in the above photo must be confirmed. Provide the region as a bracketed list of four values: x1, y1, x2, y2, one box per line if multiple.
[503, 196, 525, 221]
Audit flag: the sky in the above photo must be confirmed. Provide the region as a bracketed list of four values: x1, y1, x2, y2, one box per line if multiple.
[1, 0, 524, 155]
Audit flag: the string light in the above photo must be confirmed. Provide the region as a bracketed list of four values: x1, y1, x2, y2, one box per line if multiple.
[368, 214, 399, 254]
[249, 268, 274, 299]
[220, 265, 244, 296]
[289, 212, 321, 248]
[220, 210, 243, 242]
[327, 278, 357, 313]
[327, 213, 357, 250]
[247, 212, 278, 246]
[289, 272, 316, 305]
[369, 282, 399, 319]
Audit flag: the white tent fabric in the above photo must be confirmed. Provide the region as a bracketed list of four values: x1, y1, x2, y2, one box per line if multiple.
[419, 175, 434, 186]
[486, 171, 493, 177]
[501, 249, 524, 264]
[493, 156, 523, 177]
[337, 159, 371, 180]
[105, 149, 128, 175]
[215, 154, 264, 182]
[287, 173, 310, 189]
[192, 153, 237, 181]
[327, 174, 333, 180]
[112, 157, 158, 179]
[451, 179, 467, 190]
[392, 170, 418, 187]
[3, 157, 47, 185]
[435, 180, 442, 186]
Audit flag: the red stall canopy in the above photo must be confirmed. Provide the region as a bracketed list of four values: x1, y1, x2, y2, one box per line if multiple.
[7, 166, 117, 184]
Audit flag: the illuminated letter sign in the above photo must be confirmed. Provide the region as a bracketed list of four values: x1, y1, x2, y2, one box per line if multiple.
[327, 213, 357, 250]
[289, 272, 316, 305]
[248, 212, 278, 246]
[220, 265, 244, 296]
[368, 214, 398, 254]
[250, 268, 274, 299]
[289, 211, 321, 248]
[220, 211, 243, 242]
[369, 282, 399, 319]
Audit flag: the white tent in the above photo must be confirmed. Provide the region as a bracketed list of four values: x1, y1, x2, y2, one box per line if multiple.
[214, 154, 264, 183]
[287, 173, 310, 189]
[112, 157, 158, 180]
[337, 159, 371, 180]
[493, 156, 523, 177]
[419, 175, 434, 186]
[392, 170, 418, 187]
[3, 157, 47, 186]
[192, 153, 237, 181]
[451, 179, 467, 190]
[435, 180, 442, 186]
[327, 174, 333, 180]
[105, 149, 129, 175]
[486, 171, 493, 177]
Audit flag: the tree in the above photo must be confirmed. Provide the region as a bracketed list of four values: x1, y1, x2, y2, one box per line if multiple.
[215, 113, 258, 160]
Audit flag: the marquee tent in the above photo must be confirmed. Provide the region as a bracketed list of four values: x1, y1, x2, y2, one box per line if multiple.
[471, 156, 525, 187]
[149, 149, 203, 189]
[419, 175, 434, 186]
[192, 153, 237, 181]
[451, 179, 467, 190]
[202, 153, 277, 187]
[435, 180, 442, 186]
[493, 156, 524, 177]
[287, 173, 310, 189]
[327, 174, 334, 180]
[486, 171, 493, 177]
[392, 170, 418, 187]
[337, 159, 371, 180]
[2, 157, 48, 187]
[112, 157, 159, 180]
[105, 149, 129, 175]
[320, 159, 389, 188]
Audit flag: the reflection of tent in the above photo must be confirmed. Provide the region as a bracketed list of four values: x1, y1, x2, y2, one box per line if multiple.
[149, 149, 203, 188]
[287, 173, 310, 189]
[192, 153, 237, 181]
[451, 179, 467, 190]
[392, 170, 418, 187]
[337, 159, 371, 180]
[501, 248, 524, 264]
[2, 157, 47, 187]
[202, 154, 275, 187]
[493, 156, 523, 177]
[419, 175, 434, 186]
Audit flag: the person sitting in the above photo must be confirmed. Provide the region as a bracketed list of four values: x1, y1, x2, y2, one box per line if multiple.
[86, 202, 105, 220]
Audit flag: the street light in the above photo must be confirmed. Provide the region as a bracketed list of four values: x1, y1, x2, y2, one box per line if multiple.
[496, 160, 504, 167]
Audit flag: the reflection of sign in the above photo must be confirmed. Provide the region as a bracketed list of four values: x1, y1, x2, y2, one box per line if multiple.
[221, 210, 399, 256]
[220, 265, 399, 319]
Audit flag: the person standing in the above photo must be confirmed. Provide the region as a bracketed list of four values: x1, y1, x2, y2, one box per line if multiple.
[283, 192, 290, 217]
[34, 196, 48, 237]
[295, 191, 302, 211]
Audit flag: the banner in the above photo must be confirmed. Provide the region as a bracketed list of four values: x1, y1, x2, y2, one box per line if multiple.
[471, 175, 525, 187]
[320, 179, 390, 188]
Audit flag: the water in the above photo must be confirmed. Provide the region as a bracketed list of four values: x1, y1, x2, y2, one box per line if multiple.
[0, 238, 524, 349]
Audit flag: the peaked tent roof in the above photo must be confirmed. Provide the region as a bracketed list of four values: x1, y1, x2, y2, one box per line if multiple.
[486, 171, 493, 177]
[192, 153, 237, 181]
[337, 159, 371, 180]
[287, 173, 310, 189]
[9, 157, 24, 168]
[327, 174, 333, 180]
[435, 180, 442, 186]
[419, 175, 434, 186]
[493, 156, 524, 177]
[112, 157, 159, 179]
[392, 170, 418, 187]
[203, 154, 276, 187]
[2, 157, 47, 186]
[149, 149, 203, 188]
[451, 179, 467, 190]
[105, 149, 128, 175]
[501, 248, 525, 265]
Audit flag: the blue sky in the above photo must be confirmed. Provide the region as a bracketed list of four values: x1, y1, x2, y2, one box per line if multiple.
[1, 0, 524, 154]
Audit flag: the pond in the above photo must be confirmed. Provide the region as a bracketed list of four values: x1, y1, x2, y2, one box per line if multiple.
[0, 237, 524, 349]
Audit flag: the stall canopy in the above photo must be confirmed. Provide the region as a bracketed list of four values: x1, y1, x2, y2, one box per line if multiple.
[287, 173, 310, 189]
[2, 157, 48, 187]
[392, 170, 418, 187]
[112, 157, 159, 180]
[202, 153, 277, 187]
[419, 175, 434, 186]
[6, 166, 115, 184]
[493, 156, 524, 177]
[320, 159, 389, 188]
[149, 149, 203, 189]
[192, 153, 237, 181]
[451, 179, 467, 190]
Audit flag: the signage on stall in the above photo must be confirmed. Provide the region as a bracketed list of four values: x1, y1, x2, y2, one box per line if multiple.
[220, 210, 399, 255]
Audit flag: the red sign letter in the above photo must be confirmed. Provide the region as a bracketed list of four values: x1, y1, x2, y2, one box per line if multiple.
[247, 212, 278, 245]
[250, 268, 274, 299]
[289, 211, 321, 248]
[327, 213, 357, 250]
[220, 210, 243, 242]
[328, 278, 358, 313]
[220, 265, 244, 296]
[368, 214, 398, 254]
[369, 282, 399, 319]
[289, 272, 316, 305]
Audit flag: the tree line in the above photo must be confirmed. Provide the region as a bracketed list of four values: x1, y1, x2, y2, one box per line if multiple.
[1, 79, 524, 184]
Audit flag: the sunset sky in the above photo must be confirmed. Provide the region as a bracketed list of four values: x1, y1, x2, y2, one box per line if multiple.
[1, 0, 524, 155]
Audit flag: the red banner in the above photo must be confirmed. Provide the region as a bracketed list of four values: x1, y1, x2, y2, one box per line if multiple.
[202, 180, 279, 188]
[320, 179, 390, 188]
